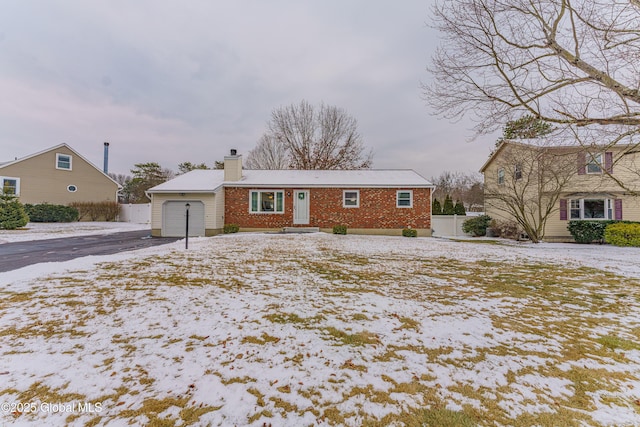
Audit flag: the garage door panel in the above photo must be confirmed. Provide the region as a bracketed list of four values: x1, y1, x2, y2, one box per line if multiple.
[162, 201, 205, 237]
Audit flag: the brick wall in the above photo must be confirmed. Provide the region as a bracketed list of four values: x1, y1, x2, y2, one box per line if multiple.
[224, 187, 431, 229]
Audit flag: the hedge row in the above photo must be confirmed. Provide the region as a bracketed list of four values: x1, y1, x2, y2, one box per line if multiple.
[568, 220, 640, 246]
[568, 220, 631, 244]
[69, 201, 120, 221]
[24, 203, 79, 222]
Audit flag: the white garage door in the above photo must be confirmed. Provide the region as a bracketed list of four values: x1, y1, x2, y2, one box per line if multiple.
[162, 201, 205, 237]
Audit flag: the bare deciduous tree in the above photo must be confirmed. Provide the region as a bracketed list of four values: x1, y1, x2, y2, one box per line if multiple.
[249, 100, 373, 170]
[425, 0, 640, 187]
[483, 141, 578, 242]
[244, 135, 289, 170]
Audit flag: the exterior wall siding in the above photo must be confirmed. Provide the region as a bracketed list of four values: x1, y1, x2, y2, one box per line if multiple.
[224, 187, 431, 231]
[546, 195, 640, 239]
[150, 193, 219, 237]
[1, 146, 118, 205]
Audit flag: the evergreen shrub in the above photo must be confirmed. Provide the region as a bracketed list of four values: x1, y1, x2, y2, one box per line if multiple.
[604, 223, 640, 247]
[223, 224, 240, 234]
[402, 228, 418, 237]
[333, 225, 347, 235]
[0, 195, 29, 230]
[24, 203, 79, 222]
[567, 220, 615, 243]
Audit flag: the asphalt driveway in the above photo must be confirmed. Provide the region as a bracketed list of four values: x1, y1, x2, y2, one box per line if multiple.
[0, 230, 180, 273]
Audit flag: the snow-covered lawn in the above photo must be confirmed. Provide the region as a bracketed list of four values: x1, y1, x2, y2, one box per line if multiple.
[1, 233, 639, 426]
[0, 222, 150, 244]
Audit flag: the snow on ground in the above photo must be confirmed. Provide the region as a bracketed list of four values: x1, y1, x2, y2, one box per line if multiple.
[0, 222, 150, 244]
[1, 232, 639, 426]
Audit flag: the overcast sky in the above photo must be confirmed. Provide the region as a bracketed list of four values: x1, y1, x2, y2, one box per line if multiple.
[0, 1, 497, 179]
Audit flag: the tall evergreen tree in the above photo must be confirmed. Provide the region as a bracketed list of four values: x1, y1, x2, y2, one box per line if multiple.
[432, 198, 442, 215]
[0, 195, 29, 230]
[442, 194, 455, 215]
[454, 199, 466, 215]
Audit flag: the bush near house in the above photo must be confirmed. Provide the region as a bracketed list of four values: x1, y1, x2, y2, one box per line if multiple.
[402, 228, 417, 237]
[489, 219, 521, 240]
[567, 220, 617, 244]
[568, 220, 640, 244]
[24, 203, 79, 223]
[223, 224, 240, 234]
[0, 195, 29, 230]
[333, 225, 347, 235]
[604, 223, 640, 247]
[462, 215, 492, 237]
[69, 202, 120, 221]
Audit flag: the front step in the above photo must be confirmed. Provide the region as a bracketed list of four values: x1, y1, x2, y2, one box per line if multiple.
[282, 227, 320, 234]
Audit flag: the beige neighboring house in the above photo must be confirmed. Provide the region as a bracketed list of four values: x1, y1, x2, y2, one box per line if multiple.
[0, 143, 119, 205]
[481, 141, 640, 242]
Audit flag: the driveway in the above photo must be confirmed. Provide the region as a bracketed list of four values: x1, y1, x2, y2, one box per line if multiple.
[0, 230, 180, 272]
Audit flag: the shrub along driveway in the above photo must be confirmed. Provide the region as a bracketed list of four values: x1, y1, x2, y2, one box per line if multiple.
[0, 233, 639, 426]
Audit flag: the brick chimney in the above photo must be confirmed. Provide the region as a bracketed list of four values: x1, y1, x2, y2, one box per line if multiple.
[224, 149, 242, 181]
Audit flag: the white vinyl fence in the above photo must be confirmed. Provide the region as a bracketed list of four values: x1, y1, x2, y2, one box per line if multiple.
[119, 203, 151, 224]
[431, 214, 480, 237]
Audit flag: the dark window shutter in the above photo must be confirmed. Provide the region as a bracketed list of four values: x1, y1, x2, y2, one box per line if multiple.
[560, 199, 567, 220]
[577, 152, 586, 175]
[615, 199, 623, 220]
[605, 152, 613, 174]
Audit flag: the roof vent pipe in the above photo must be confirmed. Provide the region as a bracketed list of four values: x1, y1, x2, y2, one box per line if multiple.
[103, 142, 110, 174]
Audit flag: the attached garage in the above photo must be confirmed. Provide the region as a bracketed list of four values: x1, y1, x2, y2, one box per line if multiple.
[147, 169, 226, 238]
[162, 201, 205, 237]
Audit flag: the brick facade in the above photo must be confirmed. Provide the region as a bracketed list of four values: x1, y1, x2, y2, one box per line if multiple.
[224, 187, 431, 230]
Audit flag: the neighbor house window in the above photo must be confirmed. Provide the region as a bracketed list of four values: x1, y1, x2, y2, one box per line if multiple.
[56, 153, 72, 170]
[1, 177, 19, 195]
[497, 168, 505, 185]
[570, 198, 612, 220]
[586, 153, 603, 174]
[514, 163, 522, 180]
[396, 190, 413, 208]
[343, 190, 359, 208]
[67, 185, 78, 192]
[250, 190, 284, 213]
[570, 199, 581, 219]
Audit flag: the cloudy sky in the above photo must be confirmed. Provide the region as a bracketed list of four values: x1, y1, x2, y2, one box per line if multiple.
[0, 1, 496, 179]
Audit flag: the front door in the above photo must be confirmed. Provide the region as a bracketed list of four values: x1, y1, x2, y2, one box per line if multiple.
[293, 190, 310, 224]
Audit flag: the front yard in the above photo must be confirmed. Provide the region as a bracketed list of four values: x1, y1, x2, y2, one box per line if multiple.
[1, 233, 639, 426]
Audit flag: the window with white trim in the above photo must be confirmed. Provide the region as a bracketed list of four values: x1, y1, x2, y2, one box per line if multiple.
[586, 153, 603, 174]
[1, 176, 20, 195]
[67, 185, 78, 193]
[497, 168, 505, 185]
[570, 198, 612, 220]
[56, 153, 72, 170]
[343, 190, 359, 208]
[250, 190, 284, 213]
[396, 190, 413, 208]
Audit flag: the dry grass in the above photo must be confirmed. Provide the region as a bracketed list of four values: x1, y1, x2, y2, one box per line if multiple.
[1, 234, 639, 426]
